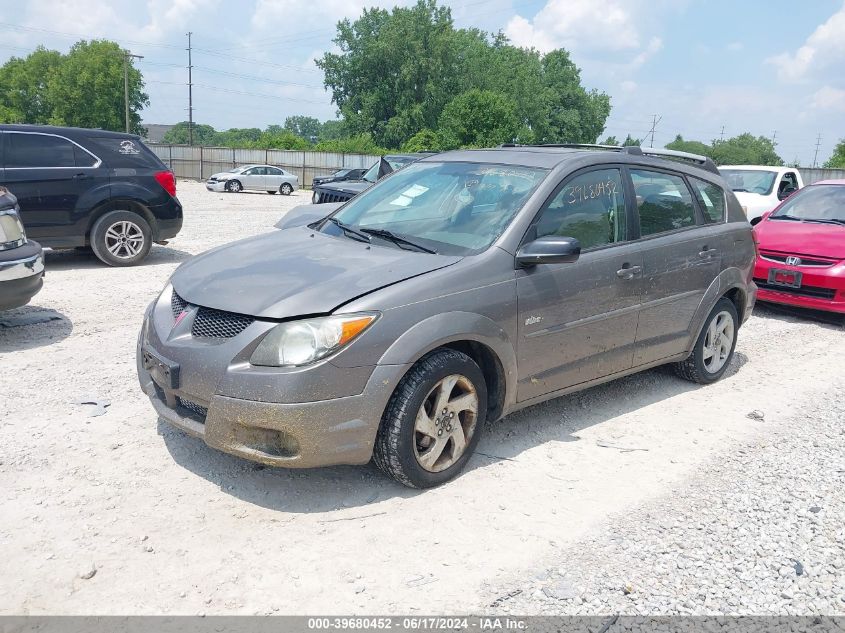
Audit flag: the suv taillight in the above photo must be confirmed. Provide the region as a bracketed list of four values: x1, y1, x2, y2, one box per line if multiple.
[154, 170, 176, 197]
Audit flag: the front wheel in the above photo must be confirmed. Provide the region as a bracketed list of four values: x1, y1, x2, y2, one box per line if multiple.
[373, 349, 487, 488]
[90, 210, 152, 267]
[280, 183, 293, 195]
[674, 298, 739, 384]
[226, 180, 242, 193]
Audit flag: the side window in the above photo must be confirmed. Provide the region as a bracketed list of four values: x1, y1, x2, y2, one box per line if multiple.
[534, 168, 627, 250]
[74, 144, 97, 167]
[778, 172, 799, 199]
[266, 167, 282, 176]
[630, 169, 697, 236]
[243, 167, 257, 175]
[689, 177, 726, 223]
[7, 133, 78, 168]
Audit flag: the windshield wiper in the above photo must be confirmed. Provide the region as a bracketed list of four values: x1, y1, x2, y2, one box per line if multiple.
[770, 214, 802, 221]
[803, 218, 845, 225]
[359, 228, 437, 254]
[326, 217, 371, 243]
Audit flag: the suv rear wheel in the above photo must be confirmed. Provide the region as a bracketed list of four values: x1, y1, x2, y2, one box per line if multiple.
[90, 210, 152, 267]
[373, 349, 487, 488]
[675, 298, 738, 384]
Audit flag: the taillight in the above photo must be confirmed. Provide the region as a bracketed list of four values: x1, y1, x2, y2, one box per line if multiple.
[154, 170, 176, 197]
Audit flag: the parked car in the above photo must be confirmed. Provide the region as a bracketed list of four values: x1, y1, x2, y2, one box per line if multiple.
[311, 153, 433, 204]
[720, 165, 803, 223]
[0, 124, 182, 267]
[752, 179, 845, 314]
[206, 165, 298, 195]
[138, 145, 756, 488]
[312, 168, 367, 188]
[0, 186, 44, 310]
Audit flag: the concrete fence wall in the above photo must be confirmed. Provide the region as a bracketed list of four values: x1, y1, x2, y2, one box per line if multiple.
[797, 168, 845, 185]
[148, 144, 381, 188]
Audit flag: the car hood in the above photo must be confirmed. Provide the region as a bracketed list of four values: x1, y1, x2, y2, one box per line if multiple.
[316, 180, 371, 195]
[754, 219, 845, 259]
[171, 226, 462, 318]
[210, 172, 237, 180]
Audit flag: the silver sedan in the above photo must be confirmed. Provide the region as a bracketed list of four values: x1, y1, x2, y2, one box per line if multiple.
[206, 164, 299, 195]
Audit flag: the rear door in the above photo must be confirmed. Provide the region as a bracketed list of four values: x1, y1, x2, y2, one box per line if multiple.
[265, 166, 284, 189]
[1, 131, 101, 242]
[630, 167, 721, 365]
[516, 166, 643, 401]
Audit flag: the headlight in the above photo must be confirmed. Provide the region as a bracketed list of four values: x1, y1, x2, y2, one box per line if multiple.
[250, 312, 378, 367]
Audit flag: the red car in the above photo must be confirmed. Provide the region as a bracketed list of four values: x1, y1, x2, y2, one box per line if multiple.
[752, 179, 845, 314]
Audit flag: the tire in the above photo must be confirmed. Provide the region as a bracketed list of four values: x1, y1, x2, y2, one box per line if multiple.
[226, 180, 242, 193]
[280, 183, 293, 196]
[674, 298, 739, 384]
[373, 348, 487, 488]
[89, 210, 152, 267]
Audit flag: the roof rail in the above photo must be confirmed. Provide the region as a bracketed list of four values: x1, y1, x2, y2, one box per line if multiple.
[498, 143, 720, 175]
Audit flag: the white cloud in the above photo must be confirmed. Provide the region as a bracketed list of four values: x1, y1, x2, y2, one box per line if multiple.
[767, 1, 845, 82]
[620, 80, 637, 93]
[810, 85, 845, 111]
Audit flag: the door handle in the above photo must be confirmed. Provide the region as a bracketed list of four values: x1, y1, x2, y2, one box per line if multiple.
[698, 247, 718, 259]
[616, 264, 642, 279]
[73, 173, 90, 180]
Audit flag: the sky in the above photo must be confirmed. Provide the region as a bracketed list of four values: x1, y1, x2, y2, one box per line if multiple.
[0, 0, 843, 166]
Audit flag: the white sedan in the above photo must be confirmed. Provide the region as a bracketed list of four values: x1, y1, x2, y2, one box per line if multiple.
[206, 164, 299, 195]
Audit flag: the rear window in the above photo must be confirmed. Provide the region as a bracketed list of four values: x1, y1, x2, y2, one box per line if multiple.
[5, 132, 96, 168]
[82, 136, 165, 169]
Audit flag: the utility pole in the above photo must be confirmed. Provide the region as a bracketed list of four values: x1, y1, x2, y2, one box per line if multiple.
[648, 114, 662, 148]
[813, 133, 822, 167]
[187, 31, 194, 146]
[123, 51, 144, 133]
[719, 125, 725, 141]
[771, 130, 777, 144]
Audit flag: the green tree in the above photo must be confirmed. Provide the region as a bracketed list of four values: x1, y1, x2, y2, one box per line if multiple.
[319, 119, 349, 140]
[601, 135, 619, 146]
[213, 127, 263, 146]
[248, 130, 311, 150]
[710, 133, 782, 166]
[162, 121, 218, 145]
[823, 139, 845, 168]
[284, 115, 322, 140]
[665, 134, 712, 156]
[314, 133, 388, 154]
[438, 89, 518, 148]
[317, 0, 609, 148]
[0, 47, 63, 123]
[46, 40, 148, 134]
[402, 128, 443, 152]
[622, 134, 641, 147]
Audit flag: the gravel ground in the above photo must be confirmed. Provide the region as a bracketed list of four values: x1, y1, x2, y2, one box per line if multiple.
[484, 393, 845, 616]
[1, 180, 844, 615]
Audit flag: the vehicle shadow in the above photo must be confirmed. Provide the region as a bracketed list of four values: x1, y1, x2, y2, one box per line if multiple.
[43, 245, 194, 270]
[753, 301, 845, 330]
[159, 353, 747, 514]
[0, 305, 73, 352]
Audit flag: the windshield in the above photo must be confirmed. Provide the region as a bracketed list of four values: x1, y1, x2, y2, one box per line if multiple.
[334, 169, 351, 177]
[321, 161, 549, 255]
[226, 166, 248, 173]
[771, 184, 845, 222]
[720, 169, 777, 195]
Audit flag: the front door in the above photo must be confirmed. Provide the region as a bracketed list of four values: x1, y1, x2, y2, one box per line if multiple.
[516, 167, 642, 402]
[1, 131, 101, 241]
[240, 166, 266, 190]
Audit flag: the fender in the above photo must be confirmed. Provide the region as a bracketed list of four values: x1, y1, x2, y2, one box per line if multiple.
[275, 202, 342, 230]
[377, 310, 519, 411]
[685, 267, 749, 355]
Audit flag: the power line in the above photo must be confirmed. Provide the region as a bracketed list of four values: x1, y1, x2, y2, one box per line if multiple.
[813, 133, 822, 167]
[647, 114, 662, 148]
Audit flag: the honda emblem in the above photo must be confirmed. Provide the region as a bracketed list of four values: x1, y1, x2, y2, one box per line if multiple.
[785, 256, 801, 266]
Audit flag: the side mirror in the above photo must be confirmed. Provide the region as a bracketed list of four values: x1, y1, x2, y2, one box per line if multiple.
[516, 235, 581, 267]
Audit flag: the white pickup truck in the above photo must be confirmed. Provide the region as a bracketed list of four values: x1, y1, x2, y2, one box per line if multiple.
[719, 165, 803, 223]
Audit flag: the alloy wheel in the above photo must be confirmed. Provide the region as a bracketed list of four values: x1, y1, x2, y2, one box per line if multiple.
[703, 310, 734, 373]
[413, 374, 479, 473]
[104, 220, 145, 260]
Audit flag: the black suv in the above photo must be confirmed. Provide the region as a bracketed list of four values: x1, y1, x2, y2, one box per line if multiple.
[311, 153, 434, 204]
[0, 124, 182, 266]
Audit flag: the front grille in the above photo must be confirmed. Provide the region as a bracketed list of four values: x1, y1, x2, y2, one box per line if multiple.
[316, 191, 353, 204]
[760, 251, 836, 267]
[177, 397, 208, 422]
[754, 279, 837, 300]
[191, 306, 254, 339]
[171, 291, 188, 318]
